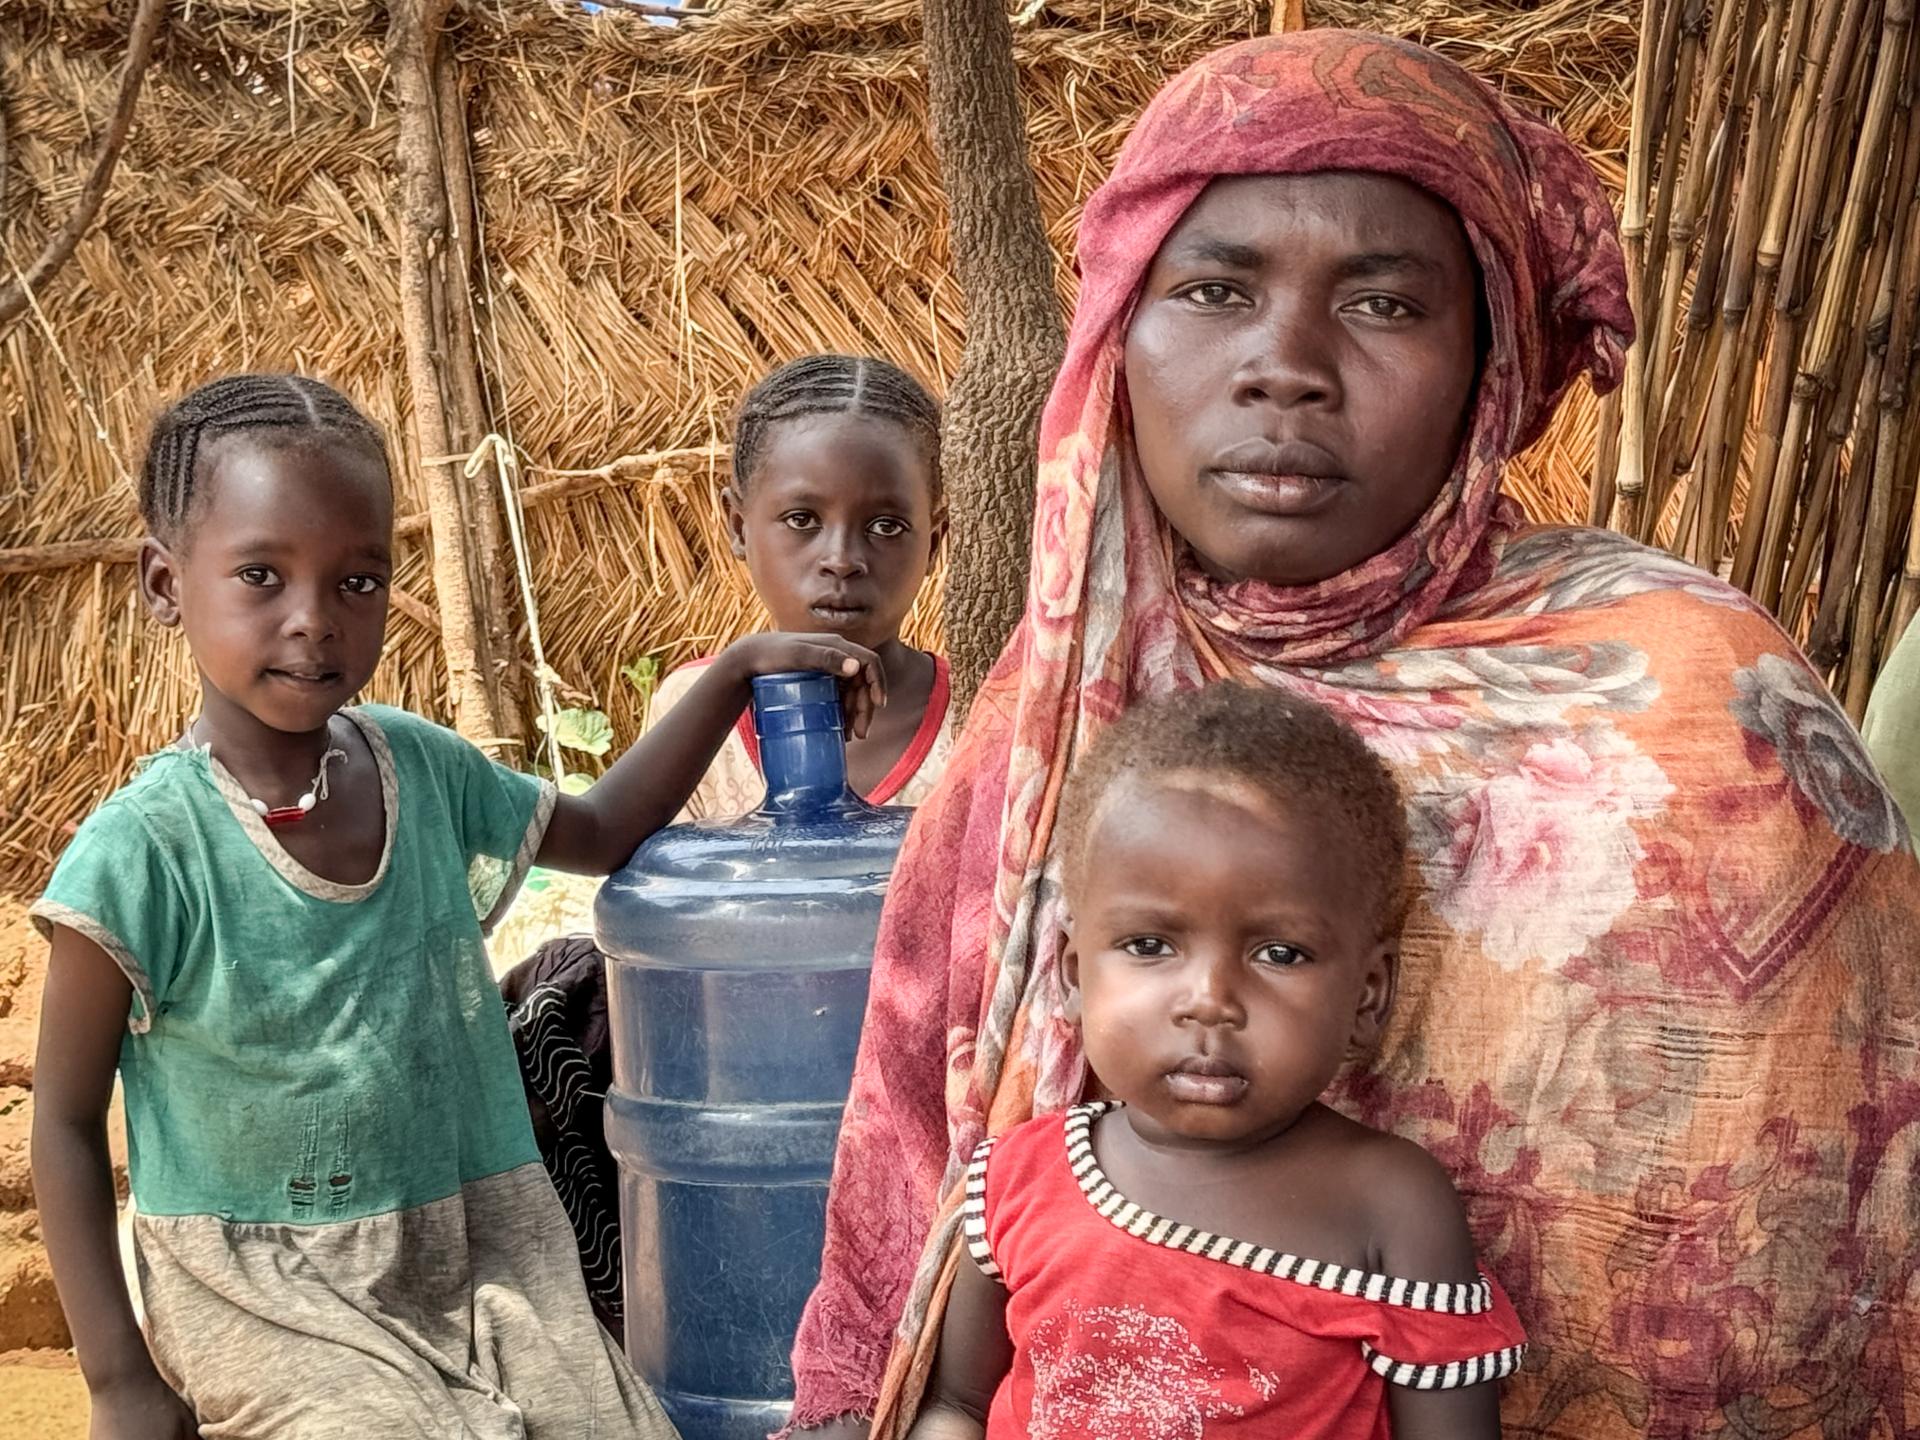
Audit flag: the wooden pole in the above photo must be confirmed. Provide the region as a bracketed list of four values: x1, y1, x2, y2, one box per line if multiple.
[1765, 0, 1911, 608]
[388, 0, 511, 747]
[1692, 0, 1790, 569]
[1656, 0, 1762, 535]
[1730, 0, 1849, 592]
[435, 49, 523, 727]
[1613, 0, 1678, 537]
[1843, 0, 1916, 713]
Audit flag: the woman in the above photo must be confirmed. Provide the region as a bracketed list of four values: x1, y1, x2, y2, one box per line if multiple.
[790, 30, 1920, 1440]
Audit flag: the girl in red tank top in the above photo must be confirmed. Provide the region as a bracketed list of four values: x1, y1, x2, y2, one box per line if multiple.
[908, 685, 1525, 1440]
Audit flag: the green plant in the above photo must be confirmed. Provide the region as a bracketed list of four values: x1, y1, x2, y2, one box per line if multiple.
[535, 705, 616, 793]
[621, 653, 664, 713]
[539, 706, 615, 759]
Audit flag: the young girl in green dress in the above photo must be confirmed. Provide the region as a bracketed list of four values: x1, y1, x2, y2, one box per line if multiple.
[29, 374, 883, 1439]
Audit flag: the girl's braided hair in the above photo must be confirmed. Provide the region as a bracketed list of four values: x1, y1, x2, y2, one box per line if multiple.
[141, 374, 390, 544]
[731, 355, 941, 500]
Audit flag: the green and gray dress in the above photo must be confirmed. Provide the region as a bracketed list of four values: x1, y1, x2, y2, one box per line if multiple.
[32, 705, 676, 1439]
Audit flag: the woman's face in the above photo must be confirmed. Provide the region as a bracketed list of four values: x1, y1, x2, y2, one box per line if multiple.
[1123, 172, 1480, 587]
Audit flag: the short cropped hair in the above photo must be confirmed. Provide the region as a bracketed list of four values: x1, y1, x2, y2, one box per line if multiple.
[1057, 683, 1409, 936]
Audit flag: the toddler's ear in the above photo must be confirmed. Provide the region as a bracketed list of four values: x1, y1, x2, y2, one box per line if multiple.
[722, 485, 749, 561]
[139, 538, 184, 628]
[1347, 943, 1396, 1057]
[1060, 929, 1084, 1026]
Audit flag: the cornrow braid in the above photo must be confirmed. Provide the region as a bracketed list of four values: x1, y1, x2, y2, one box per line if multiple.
[731, 354, 942, 501]
[140, 374, 391, 544]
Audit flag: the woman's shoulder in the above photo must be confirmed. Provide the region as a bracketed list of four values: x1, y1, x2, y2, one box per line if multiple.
[1479, 524, 1772, 620]
[1462, 528, 1911, 859]
[1466, 524, 1802, 663]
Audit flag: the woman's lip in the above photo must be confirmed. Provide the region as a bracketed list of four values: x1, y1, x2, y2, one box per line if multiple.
[1209, 469, 1343, 517]
[1163, 1070, 1251, 1105]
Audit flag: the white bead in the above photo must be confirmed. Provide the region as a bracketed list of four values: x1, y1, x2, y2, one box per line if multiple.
[297, 793, 317, 812]
[250, 798, 270, 816]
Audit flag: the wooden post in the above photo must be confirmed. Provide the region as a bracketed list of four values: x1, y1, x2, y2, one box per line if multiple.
[388, 0, 517, 748]
[435, 49, 523, 723]
[923, 0, 1066, 709]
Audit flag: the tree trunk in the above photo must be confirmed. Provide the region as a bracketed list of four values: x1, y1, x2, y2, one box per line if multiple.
[388, 0, 518, 750]
[923, 0, 1065, 710]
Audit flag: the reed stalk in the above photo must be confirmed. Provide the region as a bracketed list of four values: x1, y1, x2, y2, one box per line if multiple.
[1692, 0, 1791, 568]
[1844, 0, 1918, 711]
[1730, 0, 1850, 589]
[1614, 0, 1680, 538]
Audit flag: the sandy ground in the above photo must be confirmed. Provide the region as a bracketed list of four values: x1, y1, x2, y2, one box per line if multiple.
[0, 897, 89, 1432]
[0, 1348, 87, 1436]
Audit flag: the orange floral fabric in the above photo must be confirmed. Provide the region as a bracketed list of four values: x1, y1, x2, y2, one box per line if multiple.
[790, 30, 1920, 1440]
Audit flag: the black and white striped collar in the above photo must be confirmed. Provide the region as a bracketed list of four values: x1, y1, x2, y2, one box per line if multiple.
[1062, 1101, 1495, 1316]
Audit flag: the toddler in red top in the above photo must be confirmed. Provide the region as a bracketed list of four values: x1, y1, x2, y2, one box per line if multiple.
[909, 684, 1525, 1440]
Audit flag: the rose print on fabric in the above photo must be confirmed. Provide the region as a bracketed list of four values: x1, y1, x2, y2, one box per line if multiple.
[1730, 653, 1907, 854]
[1453, 528, 1750, 620]
[1416, 726, 1673, 969]
[1294, 640, 1674, 970]
[1279, 639, 1660, 765]
[1026, 1303, 1246, 1440]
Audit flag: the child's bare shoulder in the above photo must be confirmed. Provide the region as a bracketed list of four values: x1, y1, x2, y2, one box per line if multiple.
[1310, 1111, 1479, 1282]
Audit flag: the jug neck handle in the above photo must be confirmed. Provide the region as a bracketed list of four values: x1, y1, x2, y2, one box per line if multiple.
[751, 671, 859, 817]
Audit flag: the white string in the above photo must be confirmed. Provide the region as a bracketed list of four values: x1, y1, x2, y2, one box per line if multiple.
[457, 434, 565, 782]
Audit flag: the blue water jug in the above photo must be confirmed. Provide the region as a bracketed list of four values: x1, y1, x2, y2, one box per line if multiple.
[597, 671, 913, 1440]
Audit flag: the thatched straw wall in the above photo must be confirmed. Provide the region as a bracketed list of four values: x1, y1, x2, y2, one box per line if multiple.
[0, 0, 1635, 895]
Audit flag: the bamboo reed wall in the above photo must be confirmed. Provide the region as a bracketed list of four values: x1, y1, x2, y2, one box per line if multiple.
[0, 0, 1638, 896]
[1598, 0, 1920, 720]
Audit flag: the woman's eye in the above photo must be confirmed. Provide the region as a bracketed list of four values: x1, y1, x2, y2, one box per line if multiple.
[868, 517, 909, 539]
[1120, 936, 1174, 959]
[238, 566, 276, 587]
[1254, 943, 1308, 967]
[342, 576, 387, 597]
[781, 512, 820, 532]
[1181, 282, 1242, 309]
[1352, 295, 1415, 321]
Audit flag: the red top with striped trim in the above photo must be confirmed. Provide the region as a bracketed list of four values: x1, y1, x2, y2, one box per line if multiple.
[963, 1104, 1526, 1439]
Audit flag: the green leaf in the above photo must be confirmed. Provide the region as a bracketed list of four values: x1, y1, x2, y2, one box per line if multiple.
[621, 654, 663, 701]
[538, 707, 614, 758]
[558, 771, 595, 796]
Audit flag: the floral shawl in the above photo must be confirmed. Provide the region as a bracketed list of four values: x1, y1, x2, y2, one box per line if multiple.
[790, 31, 1920, 1438]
